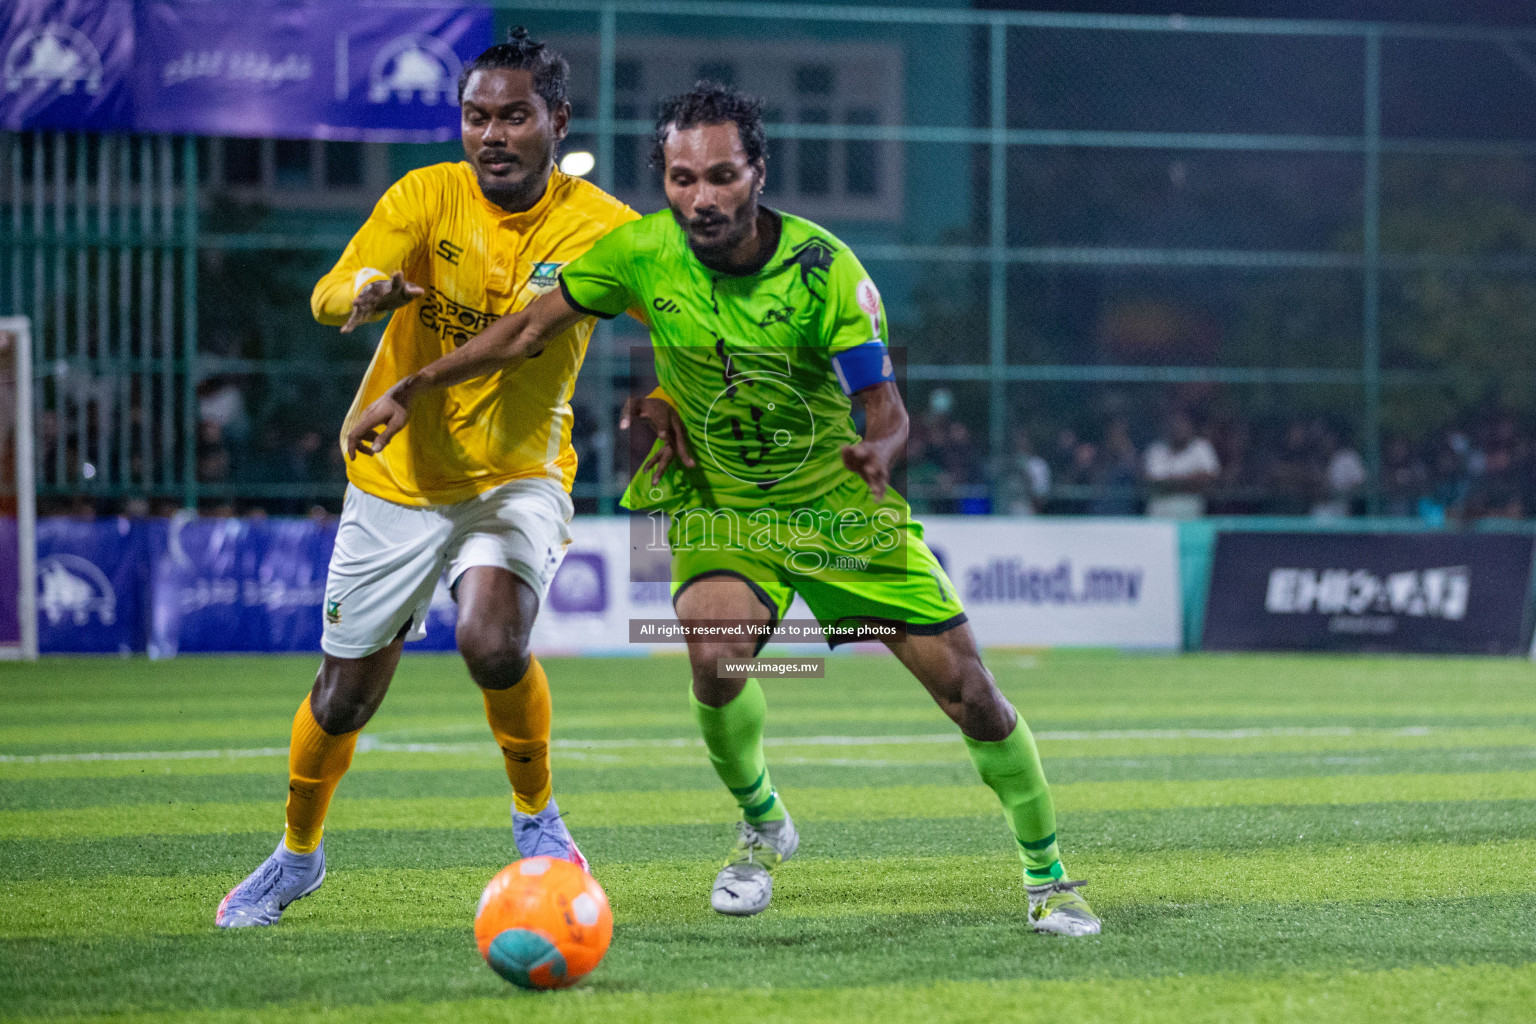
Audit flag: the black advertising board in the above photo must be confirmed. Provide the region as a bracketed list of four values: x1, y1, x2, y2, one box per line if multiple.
[1202, 532, 1536, 655]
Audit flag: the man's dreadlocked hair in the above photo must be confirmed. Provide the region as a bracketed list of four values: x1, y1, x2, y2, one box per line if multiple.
[650, 81, 768, 169]
[457, 26, 569, 113]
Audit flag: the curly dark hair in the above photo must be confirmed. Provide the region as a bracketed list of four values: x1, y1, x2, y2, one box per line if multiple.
[650, 80, 768, 169]
[457, 26, 568, 113]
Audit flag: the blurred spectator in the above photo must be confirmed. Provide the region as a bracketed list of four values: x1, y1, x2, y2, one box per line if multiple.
[902, 430, 944, 514]
[197, 378, 251, 480]
[1051, 427, 1083, 481]
[1143, 410, 1219, 518]
[995, 427, 1051, 515]
[196, 419, 232, 484]
[1311, 421, 1366, 518]
[1088, 417, 1140, 515]
[1267, 420, 1321, 515]
[1382, 437, 1429, 517]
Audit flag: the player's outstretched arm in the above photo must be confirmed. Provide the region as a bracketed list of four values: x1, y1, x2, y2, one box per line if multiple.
[345, 288, 586, 459]
[340, 272, 424, 334]
[620, 391, 697, 484]
[840, 381, 908, 501]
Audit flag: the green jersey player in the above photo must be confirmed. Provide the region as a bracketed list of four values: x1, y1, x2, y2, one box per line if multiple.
[345, 82, 1099, 936]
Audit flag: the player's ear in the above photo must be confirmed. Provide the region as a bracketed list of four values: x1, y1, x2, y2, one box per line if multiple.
[551, 101, 571, 143]
[751, 156, 767, 193]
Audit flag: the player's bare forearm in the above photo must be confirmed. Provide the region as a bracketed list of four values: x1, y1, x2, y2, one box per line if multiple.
[398, 289, 584, 401]
[841, 381, 908, 499]
[345, 288, 584, 459]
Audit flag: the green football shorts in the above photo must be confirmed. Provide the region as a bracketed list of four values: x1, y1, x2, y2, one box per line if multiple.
[666, 475, 967, 651]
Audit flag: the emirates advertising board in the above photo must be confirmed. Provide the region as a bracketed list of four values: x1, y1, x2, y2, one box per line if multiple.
[1202, 532, 1536, 655]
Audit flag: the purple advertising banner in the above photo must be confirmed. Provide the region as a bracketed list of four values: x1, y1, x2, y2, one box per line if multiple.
[150, 515, 335, 656]
[0, 0, 134, 131]
[36, 516, 156, 654]
[0, 517, 19, 645]
[134, 2, 492, 140]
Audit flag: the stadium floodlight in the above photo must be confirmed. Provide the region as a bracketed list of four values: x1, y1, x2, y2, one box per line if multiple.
[559, 151, 595, 177]
[0, 317, 36, 661]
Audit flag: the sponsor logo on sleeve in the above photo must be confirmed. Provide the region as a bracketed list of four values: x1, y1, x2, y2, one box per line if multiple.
[855, 278, 882, 338]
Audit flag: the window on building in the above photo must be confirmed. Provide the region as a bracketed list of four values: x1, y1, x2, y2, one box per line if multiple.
[274, 139, 310, 188]
[763, 106, 786, 184]
[845, 108, 879, 196]
[795, 64, 834, 96]
[548, 35, 902, 222]
[614, 103, 639, 189]
[223, 138, 261, 185]
[324, 142, 363, 187]
[615, 58, 643, 92]
[797, 108, 830, 196]
[695, 62, 735, 86]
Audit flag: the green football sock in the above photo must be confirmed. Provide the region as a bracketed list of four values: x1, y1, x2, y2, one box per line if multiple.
[692, 677, 786, 824]
[964, 713, 1065, 885]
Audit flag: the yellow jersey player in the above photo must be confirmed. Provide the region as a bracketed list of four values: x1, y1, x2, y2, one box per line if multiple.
[216, 29, 636, 928]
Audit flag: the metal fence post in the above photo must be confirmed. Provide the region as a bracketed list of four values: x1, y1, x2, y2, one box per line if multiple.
[1362, 29, 1383, 514]
[987, 20, 1008, 509]
[595, 3, 618, 514]
[182, 136, 199, 510]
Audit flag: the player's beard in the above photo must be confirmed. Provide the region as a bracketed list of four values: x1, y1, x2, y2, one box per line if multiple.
[475, 136, 556, 213]
[671, 182, 763, 269]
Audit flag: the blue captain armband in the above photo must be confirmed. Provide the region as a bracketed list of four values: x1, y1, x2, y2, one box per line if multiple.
[830, 340, 895, 396]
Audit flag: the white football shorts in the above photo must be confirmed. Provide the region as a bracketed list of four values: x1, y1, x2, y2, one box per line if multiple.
[320, 477, 574, 659]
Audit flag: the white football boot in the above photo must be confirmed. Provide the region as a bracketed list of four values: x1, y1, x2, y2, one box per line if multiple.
[710, 814, 799, 917]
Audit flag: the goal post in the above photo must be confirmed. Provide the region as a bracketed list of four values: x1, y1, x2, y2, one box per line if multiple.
[0, 316, 37, 661]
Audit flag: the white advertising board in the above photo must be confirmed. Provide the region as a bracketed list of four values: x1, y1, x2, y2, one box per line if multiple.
[520, 516, 1183, 654]
[919, 517, 1183, 649]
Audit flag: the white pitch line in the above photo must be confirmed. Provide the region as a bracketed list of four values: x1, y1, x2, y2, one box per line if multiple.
[0, 725, 1445, 765]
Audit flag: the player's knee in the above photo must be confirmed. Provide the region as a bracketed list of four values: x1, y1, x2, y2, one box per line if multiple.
[954, 661, 1015, 740]
[688, 642, 754, 705]
[310, 678, 382, 735]
[457, 621, 530, 687]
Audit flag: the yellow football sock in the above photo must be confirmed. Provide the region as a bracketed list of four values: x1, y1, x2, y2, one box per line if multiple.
[483, 655, 553, 815]
[284, 695, 359, 854]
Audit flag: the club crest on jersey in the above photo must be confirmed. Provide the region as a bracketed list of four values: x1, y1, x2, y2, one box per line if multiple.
[781, 238, 837, 302]
[528, 262, 564, 291]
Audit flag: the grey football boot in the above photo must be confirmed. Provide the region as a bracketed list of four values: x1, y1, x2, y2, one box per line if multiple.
[1026, 878, 1102, 936]
[710, 814, 800, 916]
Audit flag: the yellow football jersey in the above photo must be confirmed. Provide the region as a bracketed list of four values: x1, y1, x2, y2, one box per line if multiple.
[312, 162, 637, 506]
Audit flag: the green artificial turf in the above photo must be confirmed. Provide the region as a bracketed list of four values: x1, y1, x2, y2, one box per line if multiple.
[2, 650, 1534, 1022]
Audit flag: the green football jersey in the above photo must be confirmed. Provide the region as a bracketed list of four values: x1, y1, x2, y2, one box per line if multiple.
[559, 208, 889, 512]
